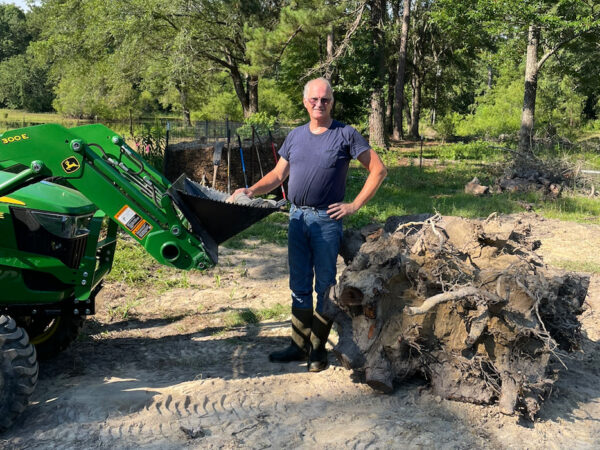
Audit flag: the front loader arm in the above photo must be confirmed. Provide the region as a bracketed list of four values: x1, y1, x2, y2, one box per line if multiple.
[0, 123, 214, 270]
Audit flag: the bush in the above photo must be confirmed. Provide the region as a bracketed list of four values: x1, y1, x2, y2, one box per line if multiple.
[435, 112, 460, 142]
[133, 121, 165, 170]
[456, 78, 522, 138]
[236, 111, 277, 139]
[437, 141, 501, 162]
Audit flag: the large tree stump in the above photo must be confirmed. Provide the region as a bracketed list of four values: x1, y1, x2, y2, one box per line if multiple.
[325, 214, 589, 419]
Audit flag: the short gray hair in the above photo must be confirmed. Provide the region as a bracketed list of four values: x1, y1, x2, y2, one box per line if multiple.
[303, 77, 334, 100]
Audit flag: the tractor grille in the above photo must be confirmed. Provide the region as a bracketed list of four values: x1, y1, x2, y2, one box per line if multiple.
[22, 269, 72, 292]
[11, 208, 89, 269]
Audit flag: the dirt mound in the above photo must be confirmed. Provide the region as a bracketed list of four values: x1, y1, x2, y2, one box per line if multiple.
[327, 214, 589, 419]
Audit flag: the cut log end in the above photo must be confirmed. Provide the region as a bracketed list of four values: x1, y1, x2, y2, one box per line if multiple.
[333, 214, 588, 419]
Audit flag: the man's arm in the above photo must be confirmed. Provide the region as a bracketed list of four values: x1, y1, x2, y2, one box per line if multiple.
[231, 157, 290, 198]
[327, 149, 387, 220]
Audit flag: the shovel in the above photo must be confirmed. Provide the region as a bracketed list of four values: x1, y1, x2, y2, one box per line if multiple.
[237, 134, 248, 188]
[212, 142, 224, 188]
[226, 121, 231, 194]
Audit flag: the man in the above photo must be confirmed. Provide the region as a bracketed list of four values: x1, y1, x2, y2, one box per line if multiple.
[232, 77, 387, 372]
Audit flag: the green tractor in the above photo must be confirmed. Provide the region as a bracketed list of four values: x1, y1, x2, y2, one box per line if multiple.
[0, 123, 281, 431]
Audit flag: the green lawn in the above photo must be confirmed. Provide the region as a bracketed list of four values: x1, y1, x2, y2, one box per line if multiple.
[106, 146, 600, 286]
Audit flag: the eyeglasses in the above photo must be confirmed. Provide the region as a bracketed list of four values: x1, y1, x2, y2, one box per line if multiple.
[307, 97, 332, 105]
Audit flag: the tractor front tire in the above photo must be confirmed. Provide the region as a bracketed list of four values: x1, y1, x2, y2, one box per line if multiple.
[20, 313, 84, 361]
[0, 315, 38, 432]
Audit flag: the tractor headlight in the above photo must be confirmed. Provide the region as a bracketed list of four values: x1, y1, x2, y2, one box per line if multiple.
[11, 208, 94, 269]
[29, 211, 92, 239]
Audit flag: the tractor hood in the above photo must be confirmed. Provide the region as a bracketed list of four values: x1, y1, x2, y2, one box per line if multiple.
[0, 172, 96, 215]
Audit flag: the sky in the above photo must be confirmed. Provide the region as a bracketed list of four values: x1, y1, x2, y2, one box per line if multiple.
[0, 1, 33, 11]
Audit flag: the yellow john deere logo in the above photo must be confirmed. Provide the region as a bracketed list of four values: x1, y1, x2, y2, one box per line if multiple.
[61, 156, 80, 174]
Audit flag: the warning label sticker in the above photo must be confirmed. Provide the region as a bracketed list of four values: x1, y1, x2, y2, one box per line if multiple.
[134, 221, 152, 239]
[115, 205, 153, 240]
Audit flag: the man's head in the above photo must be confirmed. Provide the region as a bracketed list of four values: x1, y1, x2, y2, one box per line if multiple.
[303, 78, 334, 122]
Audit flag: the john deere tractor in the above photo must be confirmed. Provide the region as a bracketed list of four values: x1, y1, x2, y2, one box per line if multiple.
[0, 123, 281, 431]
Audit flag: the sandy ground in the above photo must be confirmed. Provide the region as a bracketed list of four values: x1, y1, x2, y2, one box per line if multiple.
[2, 214, 600, 449]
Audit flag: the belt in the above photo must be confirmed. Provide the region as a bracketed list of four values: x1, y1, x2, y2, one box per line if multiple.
[291, 204, 327, 212]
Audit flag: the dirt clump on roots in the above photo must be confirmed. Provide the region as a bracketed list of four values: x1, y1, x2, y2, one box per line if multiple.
[327, 214, 589, 420]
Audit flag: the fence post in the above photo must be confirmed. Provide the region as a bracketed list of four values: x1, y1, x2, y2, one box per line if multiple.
[163, 121, 171, 175]
[226, 117, 231, 194]
[165, 121, 170, 149]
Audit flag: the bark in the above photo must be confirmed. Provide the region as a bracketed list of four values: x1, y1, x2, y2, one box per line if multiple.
[368, 0, 388, 149]
[431, 74, 438, 126]
[248, 75, 259, 116]
[392, 0, 411, 141]
[325, 27, 335, 81]
[230, 66, 250, 117]
[176, 82, 192, 126]
[409, 70, 422, 138]
[487, 65, 493, 90]
[326, 214, 589, 420]
[386, 68, 395, 133]
[518, 25, 540, 153]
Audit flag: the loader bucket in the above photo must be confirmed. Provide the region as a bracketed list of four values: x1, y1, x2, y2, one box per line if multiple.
[169, 175, 285, 263]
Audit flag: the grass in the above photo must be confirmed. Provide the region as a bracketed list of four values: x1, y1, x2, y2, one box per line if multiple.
[551, 260, 600, 274]
[106, 141, 599, 291]
[106, 236, 191, 291]
[344, 158, 600, 229]
[222, 303, 290, 329]
[108, 298, 142, 320]
[0, 109, 85, 130]
[222, 212, 289, 249]
[387, 140, 505, 163]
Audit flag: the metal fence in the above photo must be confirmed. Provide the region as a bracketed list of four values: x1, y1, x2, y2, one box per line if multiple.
[165, 119, 294, 148]
[166, 120, 242, 146]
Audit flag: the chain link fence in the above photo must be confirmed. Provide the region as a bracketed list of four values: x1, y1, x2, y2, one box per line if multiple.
[165, 119, 294, 147]
[163, 119, 295, 195]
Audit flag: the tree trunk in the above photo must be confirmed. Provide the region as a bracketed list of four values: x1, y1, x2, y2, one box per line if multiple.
[325, 26, 335, 81]
[230, 66, 250, 117]
[368, 0, 388, 149]
[519, 25, 539, 153]
[409, 71, 421, 138]
[392, 0, 411, 141]
[329, 215, 588, 419]
[386, 68, 395, 133]
[176, 83, 192, 126]
[431, 82, 437, 126]
[248, 75, 259, 116]
[487, 65, 493, 90]
[431, 64, 440, 126]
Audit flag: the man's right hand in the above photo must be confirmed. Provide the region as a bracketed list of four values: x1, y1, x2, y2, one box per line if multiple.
[227, 188, 254, 203]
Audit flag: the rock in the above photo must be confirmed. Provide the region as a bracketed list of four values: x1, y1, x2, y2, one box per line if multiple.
[465, 177, 489, 196]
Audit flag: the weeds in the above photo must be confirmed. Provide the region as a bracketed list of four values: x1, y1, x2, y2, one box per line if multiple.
[221, 303, 290, 330]
[344, 159, 600, 229]
[107, 236, 195, 290]
[222, 212, 288, 249]
[108, 298, 141, 320]
[552, 260, 600, 274]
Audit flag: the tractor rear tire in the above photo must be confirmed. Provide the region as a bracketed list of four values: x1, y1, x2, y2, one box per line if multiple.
[19, 313, 84, 361]
[0, 315, 38, 432]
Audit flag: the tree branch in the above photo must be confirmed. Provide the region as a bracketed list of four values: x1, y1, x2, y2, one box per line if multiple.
[538, 27, 599, 71]
[404, 287, 502, 315]
[303, 0, 367, 79]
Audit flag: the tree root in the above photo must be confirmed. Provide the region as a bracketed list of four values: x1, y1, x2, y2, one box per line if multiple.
[328, 214, 589, 419]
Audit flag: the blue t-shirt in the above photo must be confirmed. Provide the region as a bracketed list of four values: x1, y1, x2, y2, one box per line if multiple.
[278, 120, 370, 209]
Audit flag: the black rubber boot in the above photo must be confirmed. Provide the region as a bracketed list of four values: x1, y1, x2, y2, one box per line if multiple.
[308, 311, 333, 372]
[269, 307, 313, 363]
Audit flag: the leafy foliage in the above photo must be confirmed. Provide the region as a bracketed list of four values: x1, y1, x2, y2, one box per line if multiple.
[236, 111, 277, 139]
[133, 122, 166, 171]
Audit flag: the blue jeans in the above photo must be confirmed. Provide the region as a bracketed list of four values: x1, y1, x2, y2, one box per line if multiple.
[288, 204, 343, 313]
